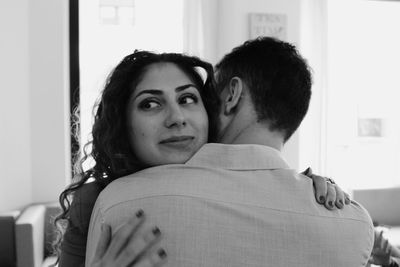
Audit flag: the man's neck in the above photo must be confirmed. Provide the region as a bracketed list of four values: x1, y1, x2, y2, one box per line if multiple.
[219, 119, 284, 151]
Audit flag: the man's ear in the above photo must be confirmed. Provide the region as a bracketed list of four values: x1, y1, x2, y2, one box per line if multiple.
[224, 77, 243, 115]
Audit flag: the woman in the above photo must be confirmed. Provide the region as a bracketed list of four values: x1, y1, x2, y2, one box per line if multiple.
[55, 50, 348, 267]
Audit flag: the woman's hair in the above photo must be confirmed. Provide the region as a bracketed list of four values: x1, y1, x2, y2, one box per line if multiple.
[53, 50, 220, 260]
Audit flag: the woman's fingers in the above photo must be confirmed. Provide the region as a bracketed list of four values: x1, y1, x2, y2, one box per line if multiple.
[303, 168, 328, 204]
[333, 184, 345, 209]
[312, 176, 328, 204]
[383, 238, 389, 253]
[344, 192, 351, 204]
[378, 230, 384, 242]
[325, 183, 337, 210]
[375, 230, 383, 246]
[379, 231, 391, 255]
[93, 223, 112, 262]
[302, 167, 349, 209]
[104, 209, 145, 260]
[301, 167, 312, 176]
[134, 248, 167, 267]
[90, 209, 166, 267]
[115, 226, 162, 266]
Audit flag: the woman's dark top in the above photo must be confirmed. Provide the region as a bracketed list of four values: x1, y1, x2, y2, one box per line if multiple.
[59, 182, 103, 267]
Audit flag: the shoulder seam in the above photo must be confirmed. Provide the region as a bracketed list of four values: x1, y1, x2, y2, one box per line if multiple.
[102, 194, 373, 225]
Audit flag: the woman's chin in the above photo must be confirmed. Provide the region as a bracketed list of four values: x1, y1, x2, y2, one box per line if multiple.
[142, 140, 206, 167]
[163, 153, 194, 165]
[149, 150, 195, 166]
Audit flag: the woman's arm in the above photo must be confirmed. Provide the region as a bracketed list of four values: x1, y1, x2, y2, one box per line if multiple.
[58, 183, 101, 267]
[58, 224, 88, 267]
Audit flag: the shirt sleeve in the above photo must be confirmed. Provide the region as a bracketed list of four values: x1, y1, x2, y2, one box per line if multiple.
[59, 183, 102, 267]
[85, 194, 105, 267]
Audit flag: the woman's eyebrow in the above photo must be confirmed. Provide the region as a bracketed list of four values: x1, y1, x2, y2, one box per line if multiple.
[175, 84, 199, 92]
[134, 84, 199, 100]
[134, 89, 163, 100]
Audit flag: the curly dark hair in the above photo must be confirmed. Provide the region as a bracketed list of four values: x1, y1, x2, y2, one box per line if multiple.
[53, 50, 220, 261]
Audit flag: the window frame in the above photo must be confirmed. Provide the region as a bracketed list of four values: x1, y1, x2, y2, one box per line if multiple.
[69, 0, 80, 177]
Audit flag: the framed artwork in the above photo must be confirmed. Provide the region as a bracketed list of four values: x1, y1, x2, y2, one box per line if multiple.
[358, 118, 384, 138]
[249, 13, 287, 41]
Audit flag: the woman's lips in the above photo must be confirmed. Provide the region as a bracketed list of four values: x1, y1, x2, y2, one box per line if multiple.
[159, 136, 195, 149]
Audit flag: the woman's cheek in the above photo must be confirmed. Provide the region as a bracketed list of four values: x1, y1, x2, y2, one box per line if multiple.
[198, 114, 209, 143]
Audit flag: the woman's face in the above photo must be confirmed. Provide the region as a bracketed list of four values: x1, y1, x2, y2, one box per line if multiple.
[127, 62, 209, 167]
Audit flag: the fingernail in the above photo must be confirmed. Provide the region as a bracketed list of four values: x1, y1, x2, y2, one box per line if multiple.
[328, 201, 334, 207]
[136, 209, 144, 218]
[152, 226, 161, 236]
[158, 248, 167, 259]
[339, 200, 344, 205]
[319, 196, 325, 203]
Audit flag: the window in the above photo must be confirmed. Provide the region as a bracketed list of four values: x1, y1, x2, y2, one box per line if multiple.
[78, 0, 184, 170]
[325, 0, 400, 190]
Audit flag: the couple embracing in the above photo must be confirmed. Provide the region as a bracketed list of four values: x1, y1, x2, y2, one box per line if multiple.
[57, 37, 374, 267]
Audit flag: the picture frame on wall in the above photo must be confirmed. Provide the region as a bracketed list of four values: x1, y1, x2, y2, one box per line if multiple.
[249, 13, 287, 41]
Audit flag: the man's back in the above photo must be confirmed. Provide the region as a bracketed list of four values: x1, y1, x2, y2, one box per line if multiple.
[86, 144, 374, 266]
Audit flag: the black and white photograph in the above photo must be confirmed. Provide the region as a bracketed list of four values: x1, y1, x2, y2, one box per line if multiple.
[1, 0, 400, 266]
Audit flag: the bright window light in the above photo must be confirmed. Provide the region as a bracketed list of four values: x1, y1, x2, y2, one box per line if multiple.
[79, 0, 184, 170]
[326, 0, 400, 190]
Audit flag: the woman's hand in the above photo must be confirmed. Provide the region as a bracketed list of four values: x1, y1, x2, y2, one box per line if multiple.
[369, 228, 400, 267]
[90, 210, 167, 267]
[369, 229, 392, 266]
[302, 167, 351, 210]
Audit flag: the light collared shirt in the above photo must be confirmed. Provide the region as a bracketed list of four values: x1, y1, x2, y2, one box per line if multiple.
[86, 143, 374, 267]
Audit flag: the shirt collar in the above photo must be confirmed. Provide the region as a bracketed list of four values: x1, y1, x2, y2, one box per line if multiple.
[185, 143, 290, 170]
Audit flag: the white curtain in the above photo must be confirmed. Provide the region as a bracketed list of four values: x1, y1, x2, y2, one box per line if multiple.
[298, 0, 329, 174]
[183, 0, 218, 64]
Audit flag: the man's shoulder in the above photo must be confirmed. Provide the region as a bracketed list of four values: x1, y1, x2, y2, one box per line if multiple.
[304, 194, 374, 238]
[335, 200, 375, 260]
[97, 165, 214, 206]
[111, 164, 209, 185]
[344, 199, 374, 227]
[111, 163, 228, 185]
[277, 173, 374, 230]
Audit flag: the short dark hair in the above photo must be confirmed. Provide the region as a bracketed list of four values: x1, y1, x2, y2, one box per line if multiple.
[215, 37, 312, 142]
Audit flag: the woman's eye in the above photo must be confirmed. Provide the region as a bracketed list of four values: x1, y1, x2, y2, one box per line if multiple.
[179, 94, 198, 105]
[139, 100, 161, 110]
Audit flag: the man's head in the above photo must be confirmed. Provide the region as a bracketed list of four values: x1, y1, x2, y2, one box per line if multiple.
[214, 37, 312, 143]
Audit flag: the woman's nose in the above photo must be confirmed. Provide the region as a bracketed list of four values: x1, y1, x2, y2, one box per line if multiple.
[165, 105, 186, 128]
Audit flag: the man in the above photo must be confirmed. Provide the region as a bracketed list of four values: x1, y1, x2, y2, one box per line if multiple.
[86, 37, 374, 266]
